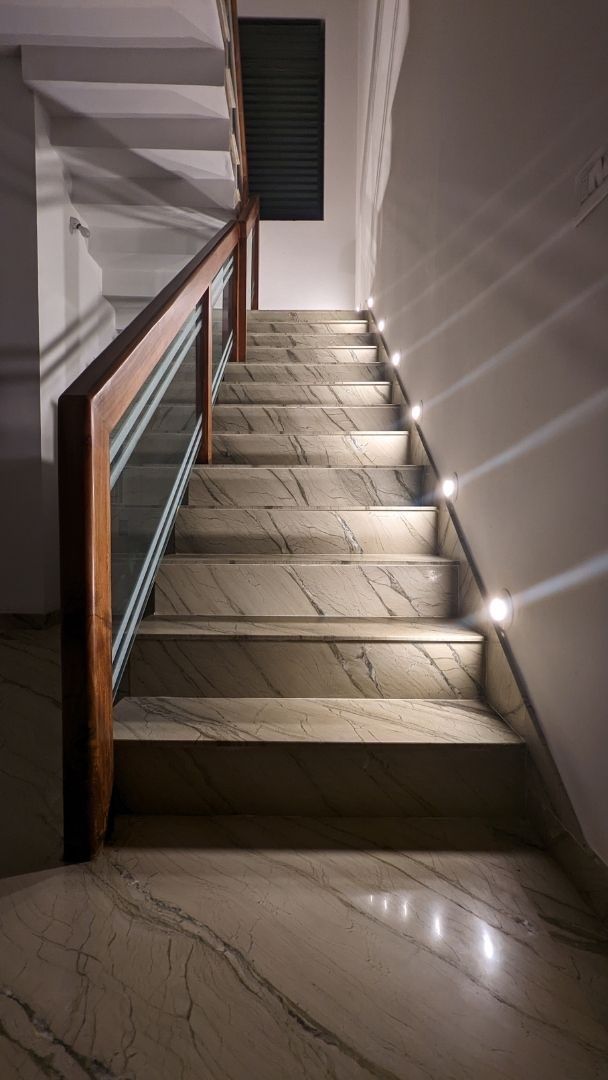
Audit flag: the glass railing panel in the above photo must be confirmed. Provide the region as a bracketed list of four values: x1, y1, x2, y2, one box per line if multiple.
[109, 304, 202, 689]
[211, 254, 235, 397]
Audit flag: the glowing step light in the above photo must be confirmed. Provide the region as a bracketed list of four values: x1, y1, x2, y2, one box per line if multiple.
[391, 351, 401, 367]
[488, 590, 513, 626]
[378, 318, 386, 332]
[367, 295, 374, 308]
[441, 473, 458, 500]
[410, 401, 422, 421]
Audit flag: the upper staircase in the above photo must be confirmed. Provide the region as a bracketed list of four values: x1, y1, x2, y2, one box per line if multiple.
[113, 310, 525, 819]
[3, 0, 241, 335]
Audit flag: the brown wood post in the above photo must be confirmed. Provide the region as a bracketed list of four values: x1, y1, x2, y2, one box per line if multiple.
[60, 399, 113, 863]
[197, 287, 214, 463]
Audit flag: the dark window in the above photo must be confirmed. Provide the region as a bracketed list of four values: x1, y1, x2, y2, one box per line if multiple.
[239, 18, 325, 220]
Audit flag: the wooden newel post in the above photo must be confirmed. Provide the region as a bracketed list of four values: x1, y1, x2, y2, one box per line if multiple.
[197, 287, 213, 464]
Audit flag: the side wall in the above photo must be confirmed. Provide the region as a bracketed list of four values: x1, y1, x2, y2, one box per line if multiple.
[35, 101, 115, 612]
[0, 58, 114, 615]
[239, 0, 358, 310]
[0, 58, 45, 612]
[357, 0, 608, 861]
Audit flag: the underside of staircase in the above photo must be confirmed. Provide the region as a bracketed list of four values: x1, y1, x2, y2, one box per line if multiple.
[12, 0, 239, 335]
[113, 311, 526, 820]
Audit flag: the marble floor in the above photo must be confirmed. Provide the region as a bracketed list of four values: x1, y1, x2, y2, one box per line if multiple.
[1, 816, 607, 1079]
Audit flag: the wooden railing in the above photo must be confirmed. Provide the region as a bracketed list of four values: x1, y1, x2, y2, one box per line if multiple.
[59, 190, 259, 861]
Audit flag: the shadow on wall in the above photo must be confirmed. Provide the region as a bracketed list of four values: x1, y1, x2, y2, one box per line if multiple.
[360, 0, 608, 862]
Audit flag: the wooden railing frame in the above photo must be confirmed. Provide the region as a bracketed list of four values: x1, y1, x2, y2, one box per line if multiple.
[59, 196, 259, 862]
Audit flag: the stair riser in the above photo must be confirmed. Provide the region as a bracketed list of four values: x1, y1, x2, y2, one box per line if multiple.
[245, 348, 378, 364]
[248, 310, 361, 321]
[154, 562, 458, 618]
[127, 639, 483, 698]
[249, 322, 368, 335]
[187, 466, 424, 508]
[212, 405, 402, 434]
[224, 363, 385, 382]
[216, 384, 392, 405]
[114, 743, 524, 817]
[145, 405, 403, 435]
[175, 508, 437, 555]
[119, 466, 424, 508]
[51, 115, 231, 150]
[212, 434, 409, 467]
[247, 334, 375, 348]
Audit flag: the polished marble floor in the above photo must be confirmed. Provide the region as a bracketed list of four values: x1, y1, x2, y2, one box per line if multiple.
[1, 816, 607, 1079]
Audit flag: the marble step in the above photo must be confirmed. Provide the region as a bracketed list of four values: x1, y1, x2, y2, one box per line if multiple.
[126, 617, 484, 698]
[249, 321, 369, 335]
[212, 433, 409, 467]
[216, 382, 392, 405]
[119, 465, 425, 508]
[165, 378, 392, 407]
[247, 333, 376, 348]
[123, 432, 407, 469]
[187, 465, 425, 508]
[153, 555, 458, 618]
[248, 309, 362, 321]
[245, 347, 378, 364]
[212, 405, 402, 434]
[175, 507, 437, 555]
[223, 362, 386, 382]
[113, 697, 524, 817]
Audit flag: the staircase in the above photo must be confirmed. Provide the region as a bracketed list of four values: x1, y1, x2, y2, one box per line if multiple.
[10, 0, 240, 335]
[113, 311, 525, 819]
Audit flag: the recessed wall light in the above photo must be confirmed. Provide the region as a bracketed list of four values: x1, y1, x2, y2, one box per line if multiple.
[488, 590, 513, 626]
[367, 296, 374, 309]
[441, 474, 458, 500]
[391, 351, 401, 367]
[411, 401, 422, 421]
[378, 318, 386, 332]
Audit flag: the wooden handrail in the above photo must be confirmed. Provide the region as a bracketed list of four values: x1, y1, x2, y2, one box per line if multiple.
[60, 194, 259, 863]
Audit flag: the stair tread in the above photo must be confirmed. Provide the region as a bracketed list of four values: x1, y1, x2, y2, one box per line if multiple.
[114, 697, 520, 745]
[136, 616, 483, 642]
[161, 553, 454, 565]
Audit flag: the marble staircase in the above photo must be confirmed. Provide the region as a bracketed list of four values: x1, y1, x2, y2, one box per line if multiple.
[114, 311, 525, 818]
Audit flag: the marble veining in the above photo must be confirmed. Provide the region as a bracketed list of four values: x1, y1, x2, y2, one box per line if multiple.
[3, 816, 607, 1079]
[212, 433, 410, 467]
[248, 308, 362, 320]
[217, 381, 392, 405]
[153, 557, 458, 618]
[224, 362, 386, 382]
[128, 630, 484, 699]
[124, 465, 424, 508]
[115, 696, 520, 745]
[212, 404, 402, 434]
[250, 321, 369, 335]
[174, 507, 438, 555]
[245, 347, 378, 363]
[247, 333, 376, 348]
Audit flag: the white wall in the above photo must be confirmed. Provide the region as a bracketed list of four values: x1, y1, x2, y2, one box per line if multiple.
[239, 0, 358, 309]
[357, 0, 608, 861]
[35, 101, 115, 611]
[0, 59, 113, 614]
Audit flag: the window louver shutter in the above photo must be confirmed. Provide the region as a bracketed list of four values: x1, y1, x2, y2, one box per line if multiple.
[239, 19, 325, 221]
